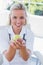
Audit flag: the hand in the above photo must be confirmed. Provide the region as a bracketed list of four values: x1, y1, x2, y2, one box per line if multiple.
[10, 40, 17, 50]
[16, 39, 30, 61]
[10, 39, 26, 51]
[15, 38, 26, 50]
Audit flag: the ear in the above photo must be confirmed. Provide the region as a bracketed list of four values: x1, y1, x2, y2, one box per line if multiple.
[23, 19, 27, 25]
[9, 14, 11, 25]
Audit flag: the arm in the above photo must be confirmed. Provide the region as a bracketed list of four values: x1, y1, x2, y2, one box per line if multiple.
[3, 41, 16, 61]
[15, 39, 31, 61]
[19, 46, 31, 61]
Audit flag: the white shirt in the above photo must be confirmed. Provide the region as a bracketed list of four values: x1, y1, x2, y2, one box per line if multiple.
[0, 25, 34, 65]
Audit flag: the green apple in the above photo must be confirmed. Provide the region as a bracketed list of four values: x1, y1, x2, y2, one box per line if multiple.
[13, 35, 21, 41]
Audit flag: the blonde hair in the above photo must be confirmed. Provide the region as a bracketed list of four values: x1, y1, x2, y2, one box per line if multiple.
[9, 3, 27, 25]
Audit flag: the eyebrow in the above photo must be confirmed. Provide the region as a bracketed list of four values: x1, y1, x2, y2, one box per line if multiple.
[13, 16, 25, 19]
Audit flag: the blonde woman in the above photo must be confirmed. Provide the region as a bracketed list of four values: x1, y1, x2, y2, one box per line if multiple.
[0, 3, 34, 65]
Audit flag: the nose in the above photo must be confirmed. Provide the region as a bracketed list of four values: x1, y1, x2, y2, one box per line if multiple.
[16, 18, 21, 24]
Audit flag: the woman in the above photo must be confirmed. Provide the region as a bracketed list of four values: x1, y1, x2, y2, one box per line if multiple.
[0, 3, 34, 65]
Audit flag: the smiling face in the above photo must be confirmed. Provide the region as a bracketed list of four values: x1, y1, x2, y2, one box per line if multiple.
[10, 10, 26, 34]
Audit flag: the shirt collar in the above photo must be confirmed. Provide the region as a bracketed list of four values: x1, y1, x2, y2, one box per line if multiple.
[8, 25, 26, 38]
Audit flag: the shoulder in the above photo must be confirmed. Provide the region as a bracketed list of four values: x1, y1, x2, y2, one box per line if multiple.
[23, 25, 34, 34]
[0, 26, 10, 37]
[0, 25, 10, 31]
[23, 25, 34, 39]
[0, 26, 8, 33]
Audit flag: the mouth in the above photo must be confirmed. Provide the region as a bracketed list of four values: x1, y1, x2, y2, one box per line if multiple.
[16, 24, 21, 27]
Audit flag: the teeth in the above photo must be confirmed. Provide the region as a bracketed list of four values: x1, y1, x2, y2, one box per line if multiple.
[16, 24, 20, 27]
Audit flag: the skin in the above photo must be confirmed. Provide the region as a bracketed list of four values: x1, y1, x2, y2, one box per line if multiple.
[4, 10, 31, 61]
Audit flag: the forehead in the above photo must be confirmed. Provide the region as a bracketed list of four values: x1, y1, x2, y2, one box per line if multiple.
[11, 10, 26, 16]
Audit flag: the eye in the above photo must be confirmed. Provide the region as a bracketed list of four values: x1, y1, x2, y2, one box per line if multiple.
[20, 16, 24, 19]
[13, 16, 17, 19]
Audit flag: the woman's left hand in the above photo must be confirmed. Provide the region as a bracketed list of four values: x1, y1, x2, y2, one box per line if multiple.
[15, 38, 26, 50]
[15, 38, 30, 61]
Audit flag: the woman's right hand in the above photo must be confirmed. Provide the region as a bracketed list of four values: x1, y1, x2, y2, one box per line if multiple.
[10, 40, 17, 49]
[3, 40, 17, 61]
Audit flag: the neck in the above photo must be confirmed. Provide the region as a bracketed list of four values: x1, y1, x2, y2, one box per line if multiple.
[12, 27, 21, 34]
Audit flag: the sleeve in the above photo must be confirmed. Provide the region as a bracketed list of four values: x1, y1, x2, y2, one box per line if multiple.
[26, 27, 34, 53]
[0, 41, 9, 53]
[0, 28, 9, 53]
[2, 54, 10, 65]
[0, 27, 10, 65]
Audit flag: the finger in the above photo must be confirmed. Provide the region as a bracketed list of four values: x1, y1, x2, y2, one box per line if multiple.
[16, 40, 20, 45]
[10, 41, 16, 49]
[22, 40, 26, 45]
[16, 40, 26, 49]
[16, 40, 22, 46]
[17, 38, 23, 44]
[15, 40, 22, 49]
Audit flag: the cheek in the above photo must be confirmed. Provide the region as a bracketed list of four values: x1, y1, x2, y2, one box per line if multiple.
[22, 19, 26, 25]
[10, 18, 16, 25]
[11, 22, 16, 26]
